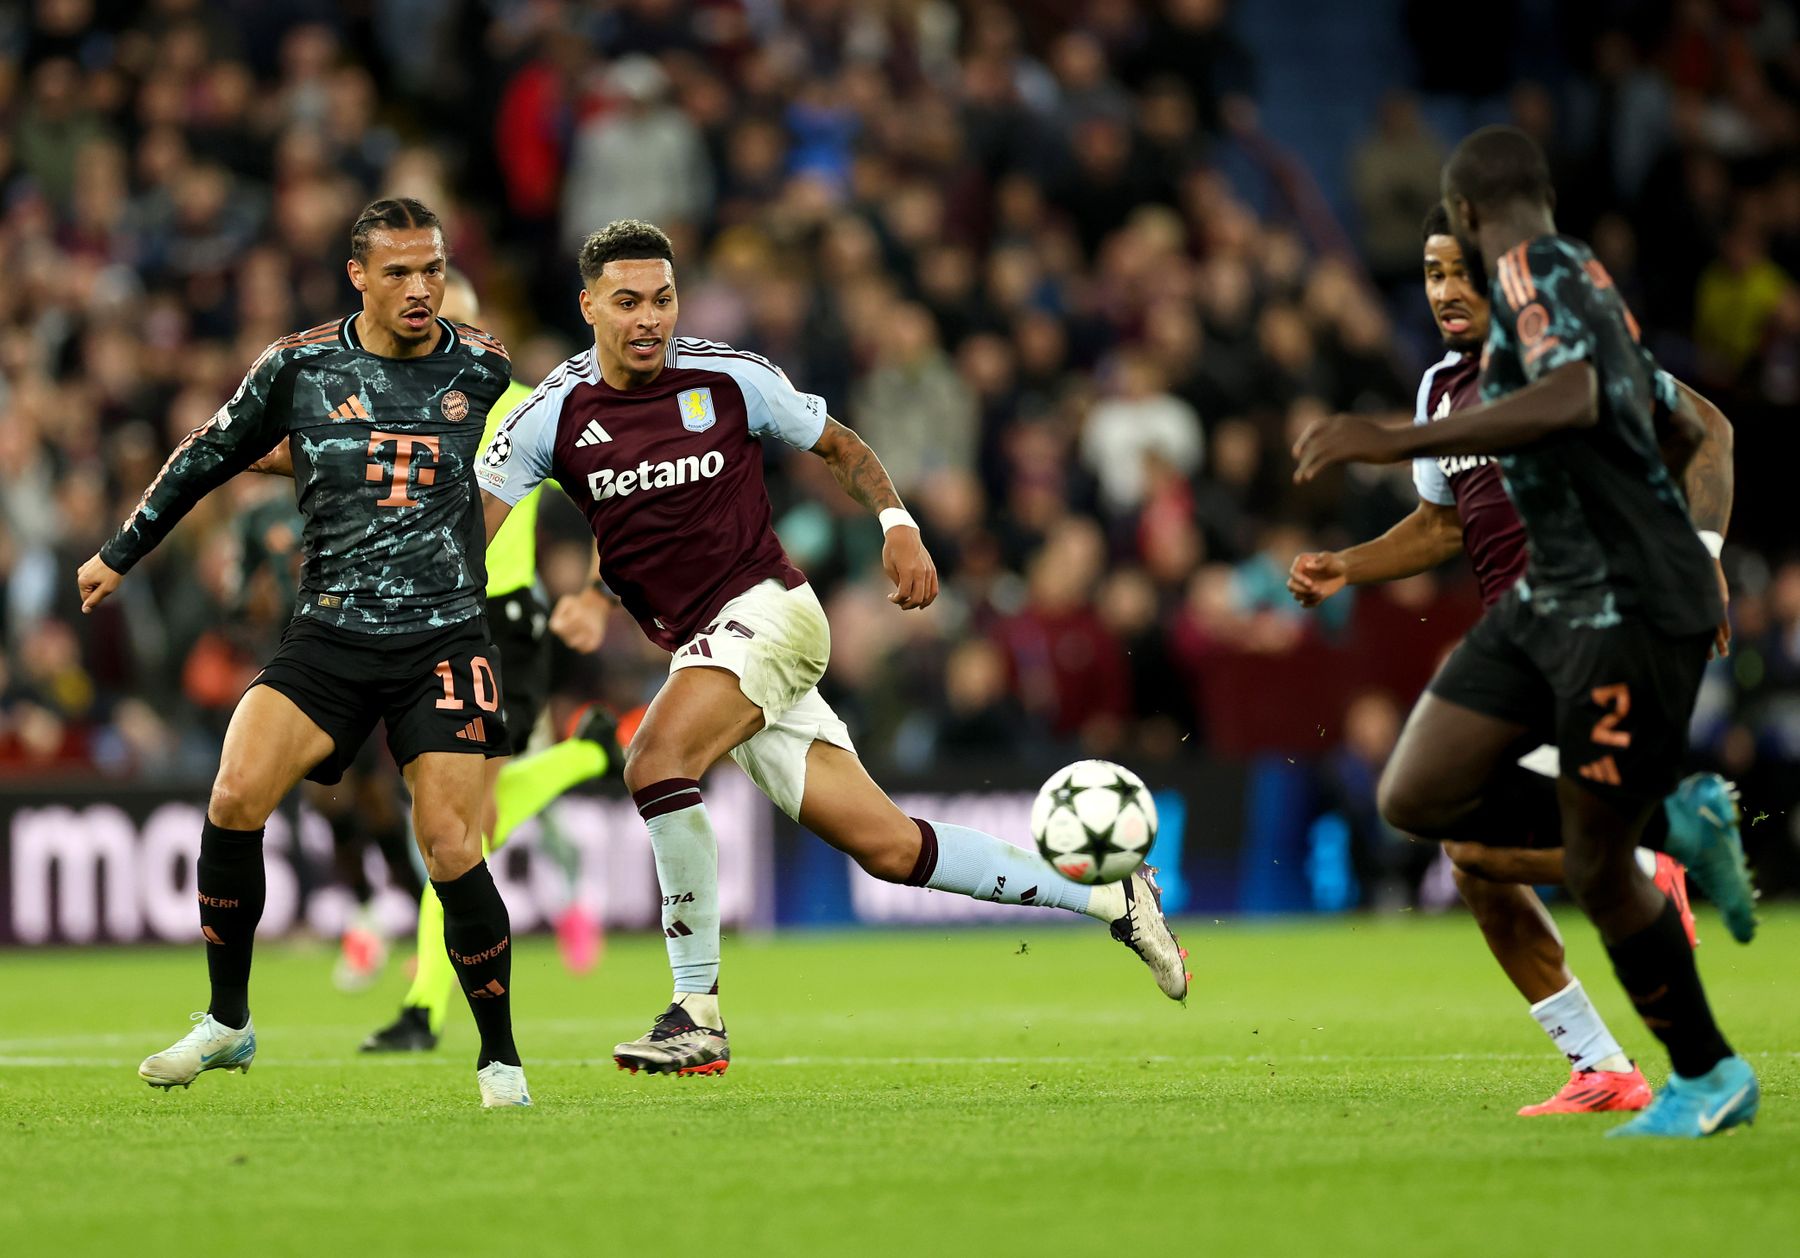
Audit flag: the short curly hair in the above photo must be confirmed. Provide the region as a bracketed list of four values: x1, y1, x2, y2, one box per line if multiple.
[578, 220, 675, 283]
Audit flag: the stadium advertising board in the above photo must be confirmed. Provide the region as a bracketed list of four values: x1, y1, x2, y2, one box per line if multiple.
[1, 761, 1248, 944]
[0, 771, 773, 946]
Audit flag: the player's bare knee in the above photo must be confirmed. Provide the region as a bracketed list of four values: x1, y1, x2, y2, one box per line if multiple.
[415, 811, 480, 881]
[1377, 770, 1436, 837]
[851, 824, 922, 884]
[419, 830, 480, 882]
[207, 772, 273, 830]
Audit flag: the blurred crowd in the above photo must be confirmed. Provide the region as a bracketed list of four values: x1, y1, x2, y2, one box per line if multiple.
[1, 0, 1797, 888]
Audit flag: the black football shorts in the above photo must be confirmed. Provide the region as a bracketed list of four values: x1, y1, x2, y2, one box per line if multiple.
[252, 614, 509, 785]
[1429, 589, 1711, 805]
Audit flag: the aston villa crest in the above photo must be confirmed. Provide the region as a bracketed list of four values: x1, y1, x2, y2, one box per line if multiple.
[677, 387, 716, 433]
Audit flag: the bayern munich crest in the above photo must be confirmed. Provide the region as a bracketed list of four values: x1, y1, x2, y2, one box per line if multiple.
[441, 390, 470, 421]
[677, 387, 716, 433]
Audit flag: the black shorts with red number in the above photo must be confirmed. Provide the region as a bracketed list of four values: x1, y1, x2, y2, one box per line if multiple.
[1428, 587, 1711, 804]
[253, 614, 508, 786]
[487, 590, 550, 757]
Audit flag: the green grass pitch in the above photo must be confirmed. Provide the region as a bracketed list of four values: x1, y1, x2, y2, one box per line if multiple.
[2, 908, 1795, 1257]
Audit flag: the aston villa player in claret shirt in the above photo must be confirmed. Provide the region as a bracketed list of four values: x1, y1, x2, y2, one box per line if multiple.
[1293, 126, 1760, 1138]
[478, 220, 1188, 1076]
[1286, 204, 1754, 1118]
[77, 198, 532, 1108]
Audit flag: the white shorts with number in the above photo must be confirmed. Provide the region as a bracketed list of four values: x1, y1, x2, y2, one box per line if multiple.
[668, 578, 856, 819]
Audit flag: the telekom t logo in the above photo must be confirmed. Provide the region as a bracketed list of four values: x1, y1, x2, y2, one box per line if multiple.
[366, 432, 441, 507]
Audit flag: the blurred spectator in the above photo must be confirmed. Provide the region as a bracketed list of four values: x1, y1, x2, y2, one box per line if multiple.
[1694, 217, 1795, 387]
[561, 54, 713, 254]
[1352, 93, 1445, 293]
[849, 302, 978, 497]
[994, 518, 1130, 750]
[1080, 350, 1204, 518]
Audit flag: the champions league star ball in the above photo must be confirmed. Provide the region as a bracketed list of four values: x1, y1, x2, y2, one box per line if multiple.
[1030, 760, 1157, 885]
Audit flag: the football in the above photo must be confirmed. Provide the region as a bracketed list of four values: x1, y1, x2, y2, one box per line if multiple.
[1029, 759, 1157, 885]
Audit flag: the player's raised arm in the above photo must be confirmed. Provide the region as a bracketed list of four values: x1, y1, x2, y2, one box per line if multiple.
[80, 348, 292, 612]
[1292, 361, 1597, 482]
[810, 417, 939, 611]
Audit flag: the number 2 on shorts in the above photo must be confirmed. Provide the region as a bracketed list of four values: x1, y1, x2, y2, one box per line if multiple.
[434, 656, 500, 712]
[1590, 683, 1632, 748]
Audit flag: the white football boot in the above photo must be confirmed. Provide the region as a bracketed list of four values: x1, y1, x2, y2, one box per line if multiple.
[614, 999, 730, 1076]
[138, 1013, 256, 1089]
[1109, 867, 1190, 1001]
[477, 1062, 533, 1107]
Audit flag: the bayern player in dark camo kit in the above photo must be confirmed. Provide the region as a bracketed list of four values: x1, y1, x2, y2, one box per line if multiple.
[76, 198, 534, 1108]
[478, 220, 1188, 1075]
[1287, 204, 1757, 1117]
[1295, 126, 1760, 1138]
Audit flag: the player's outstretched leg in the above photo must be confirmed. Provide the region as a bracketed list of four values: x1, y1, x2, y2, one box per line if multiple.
[140, 686, 332, 1090]
[796, 742, 1189, 1001]
[405, 752, 529, 1107]
[1446, 857, 1649, 1115]
[363, 712, 618, 1053]
[1554, 780, 1757, 1138]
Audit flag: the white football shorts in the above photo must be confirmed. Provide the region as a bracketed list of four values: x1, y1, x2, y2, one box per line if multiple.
[668, 578, 856, 819]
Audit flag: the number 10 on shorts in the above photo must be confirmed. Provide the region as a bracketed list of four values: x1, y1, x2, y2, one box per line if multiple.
[435, 656, 500, 712]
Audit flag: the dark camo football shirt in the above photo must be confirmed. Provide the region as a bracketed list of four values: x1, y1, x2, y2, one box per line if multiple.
[101, 314, 512, 634]
[1480, 235, 1719, 637]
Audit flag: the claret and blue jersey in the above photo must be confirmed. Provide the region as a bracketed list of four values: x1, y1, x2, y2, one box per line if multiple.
[477, 336, 827, 653]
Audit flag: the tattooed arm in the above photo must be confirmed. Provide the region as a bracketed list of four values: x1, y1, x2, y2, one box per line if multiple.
[1669, 381, 1735, 658]
[811, 417, 938, 610]
[1672, 381, 1733, 536]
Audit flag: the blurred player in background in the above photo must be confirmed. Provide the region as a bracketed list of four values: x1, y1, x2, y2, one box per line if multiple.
[479, 220, 1189, 1077]
[78, 198, 531, 1107]
[1288, 205, 1756, 1116]
[1295, 127, 1760, 1138]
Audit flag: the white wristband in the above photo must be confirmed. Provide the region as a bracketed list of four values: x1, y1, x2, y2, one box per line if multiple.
[878, 507, 918, 534]
[1698, 530, 1724, 559]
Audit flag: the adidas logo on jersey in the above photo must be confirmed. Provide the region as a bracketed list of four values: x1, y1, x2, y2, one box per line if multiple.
[330, 394, 371, 421]
[574, 419, 613, 447]
[588, 450, 726, 502]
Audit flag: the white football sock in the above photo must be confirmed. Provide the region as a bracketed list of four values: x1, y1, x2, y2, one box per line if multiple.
[921, 819, 1120, 919]
[675, 992, 721, 1029]
[1529, 978, 1632, 1073]
[635, 778, 720, 997]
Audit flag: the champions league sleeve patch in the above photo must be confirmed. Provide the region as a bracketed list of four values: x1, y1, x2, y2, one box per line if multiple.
[483, 431, 512, 468]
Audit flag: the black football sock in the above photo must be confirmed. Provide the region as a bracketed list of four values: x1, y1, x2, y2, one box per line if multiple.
[1605, 898, 1733, 1078]
[1637, 805, 1670, 854]
[433, 861, 520, 1069]
[198, 820, 266, 1029]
